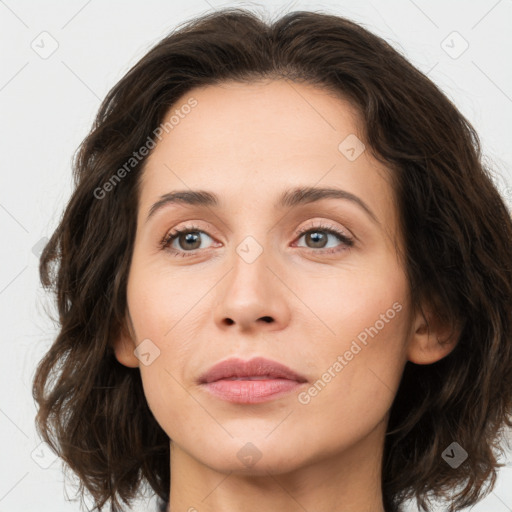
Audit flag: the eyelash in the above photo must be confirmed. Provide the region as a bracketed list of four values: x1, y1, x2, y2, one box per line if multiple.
[159, 222, 354, 258]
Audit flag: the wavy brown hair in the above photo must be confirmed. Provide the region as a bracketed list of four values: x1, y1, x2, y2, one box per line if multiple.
[32, 7, 512, 512]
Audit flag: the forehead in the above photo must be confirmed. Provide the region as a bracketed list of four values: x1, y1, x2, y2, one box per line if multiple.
[138, 79, 397, 237]
[143, 79, 366, 177]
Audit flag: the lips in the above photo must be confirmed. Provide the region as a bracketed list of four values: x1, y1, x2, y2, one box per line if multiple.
[198, 356, 308, 384]
[198, 357, 308, 404]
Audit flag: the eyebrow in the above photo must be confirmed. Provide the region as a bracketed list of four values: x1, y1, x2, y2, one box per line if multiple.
[146, 186, 379, 225]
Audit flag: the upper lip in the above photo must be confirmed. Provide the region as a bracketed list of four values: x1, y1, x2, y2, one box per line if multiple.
[198, 357, 308, 384]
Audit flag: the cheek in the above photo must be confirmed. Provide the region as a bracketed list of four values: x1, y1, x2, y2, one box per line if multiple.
[292, 265, 409, 426]
[126, 258, 237, 400]
[127, 254, 202, 343]
[292, 258, 408, 351]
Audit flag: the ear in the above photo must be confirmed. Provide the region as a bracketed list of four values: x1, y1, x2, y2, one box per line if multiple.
[407, 302, 462, 365]
[112, 317, 140, 368]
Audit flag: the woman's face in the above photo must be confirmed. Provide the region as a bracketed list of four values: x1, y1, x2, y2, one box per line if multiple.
[114, 79, 418, 475]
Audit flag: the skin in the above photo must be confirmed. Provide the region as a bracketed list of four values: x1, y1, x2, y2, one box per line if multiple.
[113, 79, 459, 512]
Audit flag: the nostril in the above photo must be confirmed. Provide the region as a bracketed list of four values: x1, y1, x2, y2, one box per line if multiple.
[260, 316, 273, 323]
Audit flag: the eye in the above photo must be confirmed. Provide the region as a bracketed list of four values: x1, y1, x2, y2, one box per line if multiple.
[160, 224, 215, 257]
[294, 222, 354, 255]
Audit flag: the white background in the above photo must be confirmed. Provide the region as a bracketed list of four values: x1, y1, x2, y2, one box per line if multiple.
[1, 0, 511, 511]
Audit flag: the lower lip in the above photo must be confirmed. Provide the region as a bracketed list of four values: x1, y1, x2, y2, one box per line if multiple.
[202, 378, 305, 403]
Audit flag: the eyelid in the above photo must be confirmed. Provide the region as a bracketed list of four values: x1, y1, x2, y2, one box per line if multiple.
[294, 219, 353, 239]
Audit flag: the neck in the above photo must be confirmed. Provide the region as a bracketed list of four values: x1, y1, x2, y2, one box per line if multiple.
[167, 419, 388, 512]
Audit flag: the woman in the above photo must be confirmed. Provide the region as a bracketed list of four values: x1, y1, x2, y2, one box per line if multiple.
[32, 7, 512, 512]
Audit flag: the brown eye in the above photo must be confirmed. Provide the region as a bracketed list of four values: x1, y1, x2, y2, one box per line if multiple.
[295, 223, 354, 253]
[303, 230, 329, 248]
[176, 231, 202, 250]
[160, 225, 215, 256]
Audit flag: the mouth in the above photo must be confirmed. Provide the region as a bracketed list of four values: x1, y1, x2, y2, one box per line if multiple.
[219, 376, 284, 380]
[198, 356, 308, 404]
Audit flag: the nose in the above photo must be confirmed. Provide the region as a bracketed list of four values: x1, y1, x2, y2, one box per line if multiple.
[213, 243, 292, 333]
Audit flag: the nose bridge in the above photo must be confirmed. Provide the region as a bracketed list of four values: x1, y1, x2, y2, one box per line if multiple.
[228, 231, 273, 300]
[213, 225, 290, 331]
[227, 204, 275, 276]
